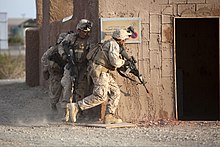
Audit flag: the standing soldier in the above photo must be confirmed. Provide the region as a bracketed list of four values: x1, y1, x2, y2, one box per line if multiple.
[58, 19, 93, 121]
[41, 33, 68, 115]
[67, 29, 132, 124]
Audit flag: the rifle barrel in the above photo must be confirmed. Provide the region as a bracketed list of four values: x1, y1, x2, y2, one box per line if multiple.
[138, 76, 150, 94]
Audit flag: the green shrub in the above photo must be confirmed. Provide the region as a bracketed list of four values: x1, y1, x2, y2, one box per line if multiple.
[0, 54, 25, 79]
[8, 36, 24, 45]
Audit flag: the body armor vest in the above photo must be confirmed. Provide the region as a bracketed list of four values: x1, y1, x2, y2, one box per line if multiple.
[92, 41, 115, 70]
[71, 37, 89, 64]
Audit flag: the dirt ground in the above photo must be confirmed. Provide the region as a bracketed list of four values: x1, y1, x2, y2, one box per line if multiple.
[0, 79, 220, 146]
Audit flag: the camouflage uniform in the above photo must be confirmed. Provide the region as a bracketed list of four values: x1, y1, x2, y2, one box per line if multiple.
[66, 29, 132, 124]
[78, 38, 125, 114]
[41, 33, 68, 111]
[58, 34, 91, 106]
[41, 46, 63, 106]
[58, 19, 93, 110]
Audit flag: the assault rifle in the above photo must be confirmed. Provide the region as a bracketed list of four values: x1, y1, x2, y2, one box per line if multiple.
[48, 50, 66, 72]
[62, 38, 78, 77]
[61, 40, 80, 121]
[62, 38, 79, 103]
[118, 47, 150, 94]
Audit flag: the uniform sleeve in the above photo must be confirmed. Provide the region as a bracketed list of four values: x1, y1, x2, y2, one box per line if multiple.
[41, 47, 53, 71]
[58, 43, 65, 56]
[108, 40, 125, 68]
[58, 33, 76, 56]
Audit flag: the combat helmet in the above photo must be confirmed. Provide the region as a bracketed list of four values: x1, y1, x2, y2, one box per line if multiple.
[76, 19, 93, 32]
[112, 29, 132, 40]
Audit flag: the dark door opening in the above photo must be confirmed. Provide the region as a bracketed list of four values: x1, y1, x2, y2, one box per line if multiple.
[175, 18, 219, 120]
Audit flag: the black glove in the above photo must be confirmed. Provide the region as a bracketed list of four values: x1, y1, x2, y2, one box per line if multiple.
[124, 60, 130, 66]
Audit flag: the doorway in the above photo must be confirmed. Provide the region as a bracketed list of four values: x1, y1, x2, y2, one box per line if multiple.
[175, 17, 219, 120]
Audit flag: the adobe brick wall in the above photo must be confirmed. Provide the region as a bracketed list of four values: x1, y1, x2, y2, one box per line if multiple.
[36, 0, 99, 86]
[31, 0, 220, 122]
[98, 0, 220, 122]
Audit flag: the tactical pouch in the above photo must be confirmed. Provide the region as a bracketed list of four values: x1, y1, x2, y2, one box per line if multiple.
[87, 41, 115, 71]
[87, 63, 108, 79]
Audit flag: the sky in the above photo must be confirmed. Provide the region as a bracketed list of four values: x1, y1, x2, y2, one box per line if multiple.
[0, 0, 36, 19]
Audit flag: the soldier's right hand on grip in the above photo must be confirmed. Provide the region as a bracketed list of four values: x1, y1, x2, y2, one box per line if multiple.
[124, 59, 130, 66]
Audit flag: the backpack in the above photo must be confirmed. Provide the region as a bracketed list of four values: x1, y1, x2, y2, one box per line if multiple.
[86, 43, 103, 61]
[86, 41, 115, 70]
[47, 45, 67, 70]
[47, 32, 74, 67]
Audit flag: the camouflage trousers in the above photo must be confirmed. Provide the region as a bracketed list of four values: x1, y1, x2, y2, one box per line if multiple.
[60, 64, 89, 108]
[49, 74, 63, 106]
[78, 70, 121, 114]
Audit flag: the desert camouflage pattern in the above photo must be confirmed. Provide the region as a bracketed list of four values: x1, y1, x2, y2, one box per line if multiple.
[78, 39, 125, 114]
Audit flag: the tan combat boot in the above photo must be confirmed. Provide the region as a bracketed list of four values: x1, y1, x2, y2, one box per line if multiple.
[68, 103, 79, 123]
[104, 114, 123, 124]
